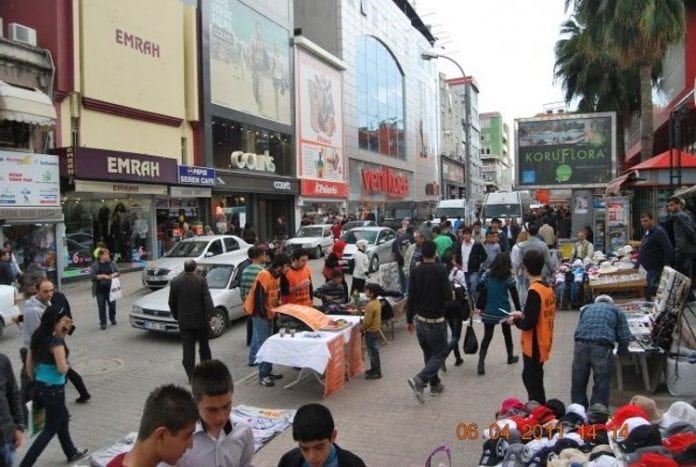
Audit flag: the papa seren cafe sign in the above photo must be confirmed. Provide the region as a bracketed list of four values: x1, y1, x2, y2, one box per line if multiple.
[361, 167, 409, 198]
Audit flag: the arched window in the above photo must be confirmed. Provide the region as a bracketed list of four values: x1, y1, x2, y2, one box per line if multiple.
[356, 36, 405, 158]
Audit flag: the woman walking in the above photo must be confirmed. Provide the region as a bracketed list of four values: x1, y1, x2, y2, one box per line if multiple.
[442, 252, 468, 368]
[90, 248, 119, 330]
[20, 305, 88, 466]
[476, 253, 521, 375]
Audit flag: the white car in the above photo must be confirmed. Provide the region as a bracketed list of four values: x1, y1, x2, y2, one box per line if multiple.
[141, 235, 250, 290]
[283, 224, 335, 259]
[0, 285, 20, 338]
[341, 227, 397, 273]
[131, 255, 249, 339]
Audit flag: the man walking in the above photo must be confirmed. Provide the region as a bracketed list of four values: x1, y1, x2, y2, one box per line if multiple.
[666, 196, 696, 279]
[244, 254, 290, 387]
[406, 240, 451, 403]
[639, 213, 673, 298]
[168, 259, 214, 382]
[512, 223, 555, 279]
[455, 227, 487, 296]
[569, 295, 631, 408]
[0, 353, 24, 467]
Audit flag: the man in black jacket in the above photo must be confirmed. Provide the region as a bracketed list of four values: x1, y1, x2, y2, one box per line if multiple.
[406, 240, 451, 403]
[639, 213, 673, 298]
[0, 353, 24, 466]
[169, 259, 214, 382]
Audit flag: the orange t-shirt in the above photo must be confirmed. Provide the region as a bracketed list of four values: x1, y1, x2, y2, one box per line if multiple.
[284, 266, 313, 306]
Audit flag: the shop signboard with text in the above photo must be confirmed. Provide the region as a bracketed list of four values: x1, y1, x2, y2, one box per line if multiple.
[61, 147, 178, 184]
[178, 165, 215, 185]
[349, 160, 412, 201]
[442, 160, 464, 183]
[0, 151, 60, 207]
[515, 112, 616, 189]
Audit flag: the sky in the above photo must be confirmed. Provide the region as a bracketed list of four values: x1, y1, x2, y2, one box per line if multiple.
[416, 0, 570, 148]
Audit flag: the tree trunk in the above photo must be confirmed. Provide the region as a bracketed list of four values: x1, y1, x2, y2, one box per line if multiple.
[639, 64, 654, 162]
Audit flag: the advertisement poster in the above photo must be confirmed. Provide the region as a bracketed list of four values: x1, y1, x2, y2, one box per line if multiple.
[606, 196, 630, 252]
[209, 0, 291, 124]
[516, 113, 615, 187]
[324, 334, 346, 397]
[0, 152, 60, 207]
[296, 49, 345, 184]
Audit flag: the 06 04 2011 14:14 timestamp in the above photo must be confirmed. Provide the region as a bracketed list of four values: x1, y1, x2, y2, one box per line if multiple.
[455, 423, 566, 441]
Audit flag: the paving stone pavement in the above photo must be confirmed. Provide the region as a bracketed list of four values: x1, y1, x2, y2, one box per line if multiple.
[0, 260, 682, 466]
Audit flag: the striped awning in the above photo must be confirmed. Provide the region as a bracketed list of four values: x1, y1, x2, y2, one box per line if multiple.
[0, 80, 56, 128]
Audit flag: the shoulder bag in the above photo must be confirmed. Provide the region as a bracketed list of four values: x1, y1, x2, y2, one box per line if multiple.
[463, 315, 479, 354]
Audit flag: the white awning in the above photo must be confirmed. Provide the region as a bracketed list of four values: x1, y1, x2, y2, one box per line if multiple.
[0, 80, 56, 127]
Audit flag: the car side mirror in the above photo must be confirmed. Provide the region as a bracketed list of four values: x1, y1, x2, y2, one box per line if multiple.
[378, 238, 386, 245]
[230, 280, 239, 289]
[205, 251, 214, 257]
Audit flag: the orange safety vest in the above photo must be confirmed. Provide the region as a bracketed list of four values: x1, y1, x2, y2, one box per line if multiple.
[520, 281, 556, 363]
[243, 269, 281, 319]
[284, 266, 313, 306]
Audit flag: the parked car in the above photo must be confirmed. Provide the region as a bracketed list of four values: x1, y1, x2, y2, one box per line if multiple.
[0, 285, 19, 339]
[341, 220, 377, 235]
[340, 227, 397, 273]
[283, 224, 334, 259]
[141, 235, 250, 290]
[130, 255, 248, 339]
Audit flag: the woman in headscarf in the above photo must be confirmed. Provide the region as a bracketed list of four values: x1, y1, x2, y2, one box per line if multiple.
[322, 240, 348, 298]
[350, 239, 370, 295]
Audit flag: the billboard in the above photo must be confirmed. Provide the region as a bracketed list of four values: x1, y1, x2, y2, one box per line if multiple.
[515, 112, 616, 188]
[296, 48, 346, 197]
[209, 0, 291, 124]
[0, 152, 60, 207]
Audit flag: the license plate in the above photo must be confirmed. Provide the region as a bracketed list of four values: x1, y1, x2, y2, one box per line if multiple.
[145, 322, 166, 331]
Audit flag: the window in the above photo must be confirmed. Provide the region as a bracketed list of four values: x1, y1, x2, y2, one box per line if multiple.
[207, 239, 223, 256]
[224, 237, 240, 252]
[356, 36, 405, 159]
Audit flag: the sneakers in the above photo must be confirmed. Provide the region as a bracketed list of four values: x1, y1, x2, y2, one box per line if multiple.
[75, 395, 91, 404]
[110, 320, 117, 326]
[407, 377, 425, 403]
[100, 323, 107, 330]
[430, 383, 446, 396]
[259, 377, 275, 387]
[268, 374, 283, 380]
[67, 448, 89, 462]
[365, 372, 382, 380]
[507, 355, 520, 364]
[454, 358, 464, 367]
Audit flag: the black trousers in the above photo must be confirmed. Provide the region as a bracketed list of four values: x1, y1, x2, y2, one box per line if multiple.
[180, 327, 212, 381]
[479, 322, 514, 356]
[522, 354, 546, 405]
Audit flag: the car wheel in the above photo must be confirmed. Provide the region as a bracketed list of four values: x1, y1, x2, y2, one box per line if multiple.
[209, 307, 228, 339]
[314, 246, 323, 259]
[369, 255, 380, 273]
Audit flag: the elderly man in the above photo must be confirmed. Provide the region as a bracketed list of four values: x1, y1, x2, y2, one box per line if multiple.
[570, 295, 631, 408]
[639, 213, 673, 298]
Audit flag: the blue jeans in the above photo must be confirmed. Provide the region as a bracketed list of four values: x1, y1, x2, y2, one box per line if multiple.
[414, 319, 447, 387]
[250, 316, 274, 380]
[96, 291, 116, 325]
[570, 340, 615, 408]
[0, 440, 15, 467]
[465, 272, 480, 300]
[570, 282, 582, 306]
[364, 331, 381, 374]
[645, 268, 661, 298]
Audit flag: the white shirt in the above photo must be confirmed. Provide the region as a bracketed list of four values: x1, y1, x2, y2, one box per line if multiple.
[353, 249, 370, 280]
[162, 419, 254, 467]
[460, 240, 473, 273]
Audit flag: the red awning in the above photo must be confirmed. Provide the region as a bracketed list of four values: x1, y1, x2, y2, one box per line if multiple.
[625, 150, 696, 171]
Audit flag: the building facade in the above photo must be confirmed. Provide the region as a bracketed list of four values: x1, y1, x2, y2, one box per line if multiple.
[480, 111, 513, 192]
[438, 73, 466, 199]
[295, 0, 440, 222]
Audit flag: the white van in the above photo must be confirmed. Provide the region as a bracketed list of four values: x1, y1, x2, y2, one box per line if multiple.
[481, 191, 530, 224]
[433, 199, 468, 225]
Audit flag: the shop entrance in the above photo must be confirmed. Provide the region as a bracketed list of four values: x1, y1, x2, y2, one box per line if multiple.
[259, 196, 294, 241]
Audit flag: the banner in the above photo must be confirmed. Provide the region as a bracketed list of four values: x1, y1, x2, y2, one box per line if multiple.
[324, 334, 346, 397]
[348, 326, 365, 379]
[0, 152, 60, 207]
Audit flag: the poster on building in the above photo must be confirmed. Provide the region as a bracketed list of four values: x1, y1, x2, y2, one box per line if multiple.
[0, 152, 60, 207]
[296, 49, 345, 184]
[515, 112, 616, 188]
[606, 196, 630, 252]
[209, 0, 291, 124]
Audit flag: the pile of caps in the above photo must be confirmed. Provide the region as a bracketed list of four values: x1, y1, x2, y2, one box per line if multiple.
[478, 395, 696, 466]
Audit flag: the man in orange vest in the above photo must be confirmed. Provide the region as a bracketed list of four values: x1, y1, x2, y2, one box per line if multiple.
[244, 254, 291, 387]
[280, 249, 314, 331]
[506, 250, 556, 405]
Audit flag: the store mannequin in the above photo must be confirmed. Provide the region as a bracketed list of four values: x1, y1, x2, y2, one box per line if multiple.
[96, 204, 112, 248]
[132, 213, 149, 249]
[111, 203, 132, 262]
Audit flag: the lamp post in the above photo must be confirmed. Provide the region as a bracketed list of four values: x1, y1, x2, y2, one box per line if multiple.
[422, 48, 472, 212]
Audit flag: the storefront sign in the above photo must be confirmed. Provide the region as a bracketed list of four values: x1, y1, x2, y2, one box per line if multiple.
[178, 165, 215, 185]
[115, 28, 161, 58]
[0, 207, 63, 222]
[170, 186, 212, 198]
[0, 151, 60, 207]
[442, 161, 464, 183]
[361, 167, 409, 198]
[215, 172, 299, 195]
[69, 148, 178, 184]
[273, 181, 292, 191]
[230, 150, 276, 173]
[300, 179, 348, 198]
[75, 180, 168, 195]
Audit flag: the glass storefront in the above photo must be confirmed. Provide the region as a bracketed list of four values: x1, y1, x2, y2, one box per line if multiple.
[1, 223, 58, 288]
[155, 198, 205, 257]
[211, 195, 249, 236]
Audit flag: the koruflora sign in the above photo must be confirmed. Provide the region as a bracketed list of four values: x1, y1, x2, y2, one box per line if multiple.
[515, 112, 616, 188]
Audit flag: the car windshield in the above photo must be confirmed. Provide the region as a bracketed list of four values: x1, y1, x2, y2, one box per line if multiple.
[166, 241, 208, 258]
[435, 208, 464, 218]
[296, 226, 324, 237]
[483, 204, 521, 218]
[200, 265, 234, 289]
[343, 221, 368, 230]
[341, 230, 377, 245]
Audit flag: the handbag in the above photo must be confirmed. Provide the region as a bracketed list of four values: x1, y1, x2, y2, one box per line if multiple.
[109, 278, 123, 302]
[463, 316, 478, 354]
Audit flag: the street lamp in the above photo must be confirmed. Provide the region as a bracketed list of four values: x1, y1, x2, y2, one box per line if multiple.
[422, 48, 472, 213]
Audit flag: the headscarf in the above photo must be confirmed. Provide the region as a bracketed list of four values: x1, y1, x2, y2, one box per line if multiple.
[356, 239, 368, 251]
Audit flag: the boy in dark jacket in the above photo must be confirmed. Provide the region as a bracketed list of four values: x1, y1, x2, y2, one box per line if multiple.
[277, 403, 365, 467]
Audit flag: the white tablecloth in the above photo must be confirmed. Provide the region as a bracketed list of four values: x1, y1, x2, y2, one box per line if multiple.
[255, 315, 360, 374]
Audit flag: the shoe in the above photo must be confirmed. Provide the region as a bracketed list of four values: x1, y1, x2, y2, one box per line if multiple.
[259, 377, 275, 387]
[365, 372, 382, 380]
[247, 362, 258, 367]
[75, 395, 91, 404]
[67, 448, 89, 462]
[430, 383, 446, 396]
[268, 374, 283, 380]
[507, 355, 519, 364]
[440, 360, 447, 373]
[100, 324, 107, 330]
[454, 358, 464, 367]
[110, 320, 117, 326]
[407, 377, 425, 404]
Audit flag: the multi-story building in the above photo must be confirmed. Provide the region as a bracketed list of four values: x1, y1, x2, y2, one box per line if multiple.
[480, 111, 513, 192]
[295, 0, 440, 222]
[438, 73, 466, 199]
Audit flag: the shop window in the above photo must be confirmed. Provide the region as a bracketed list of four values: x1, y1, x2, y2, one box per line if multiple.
[356, 36, 405, 159]
[207, 239, 223, 256]
[1, 224, 58, 288]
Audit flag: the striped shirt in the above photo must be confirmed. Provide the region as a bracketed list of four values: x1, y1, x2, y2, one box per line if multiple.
[240, 264, 264, 301]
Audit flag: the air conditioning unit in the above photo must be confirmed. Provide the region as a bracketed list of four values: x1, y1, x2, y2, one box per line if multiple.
[8, 23, 37, 46]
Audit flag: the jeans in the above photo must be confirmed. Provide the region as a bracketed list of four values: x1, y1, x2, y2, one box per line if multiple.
[465, 272, 480, 301]
[398, 267, 407, 295]
[479, 322, 514, 357]
[246, 316, 253, 347]
[522, 355, 546, 405]
[20, 384, 79, 467]
[180, 327, 211, 381]
[414, 319, 447, 387]
[444, 312, 463, 362]
[95, 291, 116, 325]
[20, 348, 32, 426]
[364, 331, 381, 375]
[570, 282, 583, 306]
[250, 316, 274, 380]
[673, 251, 694, 280]
[570, 340, 615, 408]
[0, 440, 15, 467]
[645, 268, 661, 298]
